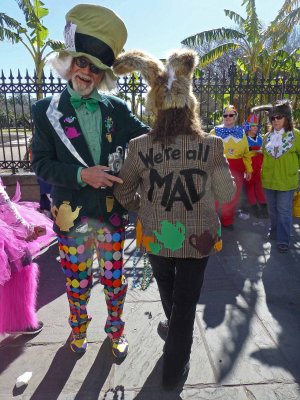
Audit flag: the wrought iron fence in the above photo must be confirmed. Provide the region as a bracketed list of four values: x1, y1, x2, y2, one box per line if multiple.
[1, 64, 300, 172]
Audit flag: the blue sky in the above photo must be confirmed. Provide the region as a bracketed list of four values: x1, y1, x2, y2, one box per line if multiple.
[0, 0, 287, 75]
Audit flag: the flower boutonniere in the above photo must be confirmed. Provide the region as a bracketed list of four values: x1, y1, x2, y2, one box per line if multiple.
[104, 116, 114, 143]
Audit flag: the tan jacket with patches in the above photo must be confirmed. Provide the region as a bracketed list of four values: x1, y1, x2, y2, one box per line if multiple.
[114, 133, 236, 258]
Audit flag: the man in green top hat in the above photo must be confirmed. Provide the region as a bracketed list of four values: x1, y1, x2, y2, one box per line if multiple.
[31, 4, 149, 357]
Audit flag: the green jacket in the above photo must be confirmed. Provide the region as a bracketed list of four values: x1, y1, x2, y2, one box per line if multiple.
[31, 88, 149, 234]
[262, 128, 300, 191]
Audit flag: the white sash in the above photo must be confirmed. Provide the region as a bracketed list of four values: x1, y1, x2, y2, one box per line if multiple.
[46, 94, 89, 168]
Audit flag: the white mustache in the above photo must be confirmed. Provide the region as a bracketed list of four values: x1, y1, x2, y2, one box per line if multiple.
[74, 72, 92, 82]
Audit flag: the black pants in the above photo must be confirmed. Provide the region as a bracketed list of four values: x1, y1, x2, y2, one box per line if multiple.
[148, 254, 208, 379]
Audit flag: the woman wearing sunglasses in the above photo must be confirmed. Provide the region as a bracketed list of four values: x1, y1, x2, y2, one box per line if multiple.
[252, 100, 300, 253]
[210, 105, 252, 230]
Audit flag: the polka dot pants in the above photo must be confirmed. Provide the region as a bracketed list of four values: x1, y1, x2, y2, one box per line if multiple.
[58, 225, 127, 340]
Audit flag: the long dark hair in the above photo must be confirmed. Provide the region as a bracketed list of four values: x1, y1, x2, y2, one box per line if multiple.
[269, 116, 294, 132]
[151, 105, 203, 144]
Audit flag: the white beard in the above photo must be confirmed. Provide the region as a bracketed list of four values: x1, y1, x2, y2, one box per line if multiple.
[71, 72, 96, 96]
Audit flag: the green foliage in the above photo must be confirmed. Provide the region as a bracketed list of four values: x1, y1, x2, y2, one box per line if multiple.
[182, 0, 300, 79]
[183, 28, 245, 47]
[194, 67, 203, 79]
[200, 43, 240, 68]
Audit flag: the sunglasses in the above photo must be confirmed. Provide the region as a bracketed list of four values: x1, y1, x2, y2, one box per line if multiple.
[74, 57, 102, 75]
[223, 114, 236, 118]
[270, 115, 284, 121]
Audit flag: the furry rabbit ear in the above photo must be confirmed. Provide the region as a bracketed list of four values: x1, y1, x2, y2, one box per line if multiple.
[113, 50, 164, 87]
[167, 49, 199, 79]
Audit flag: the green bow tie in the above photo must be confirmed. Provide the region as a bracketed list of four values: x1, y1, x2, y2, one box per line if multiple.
[70, 96, 98, 113]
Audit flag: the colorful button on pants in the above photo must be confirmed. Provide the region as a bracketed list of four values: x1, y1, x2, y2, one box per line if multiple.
[57, 225, 127, 340]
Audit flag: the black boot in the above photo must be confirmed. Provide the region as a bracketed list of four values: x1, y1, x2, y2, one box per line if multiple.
[162, 361, 190, 390]
[157, 320, 169, 340]
[251, 204, 260, 218]
[260, 203, 269, 219]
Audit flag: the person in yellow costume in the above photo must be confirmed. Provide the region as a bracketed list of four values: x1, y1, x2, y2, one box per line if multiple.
[210, 105, 252, 229]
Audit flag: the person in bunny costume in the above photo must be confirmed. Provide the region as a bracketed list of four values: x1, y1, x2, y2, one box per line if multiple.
[113, 49, 236, 390]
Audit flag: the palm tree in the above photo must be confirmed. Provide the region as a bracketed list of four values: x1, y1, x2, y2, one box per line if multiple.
[0, 0, 63, 99]
[181, 0, 300, 78]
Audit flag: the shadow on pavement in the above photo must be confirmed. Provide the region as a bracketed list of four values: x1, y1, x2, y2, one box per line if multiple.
[74, 338, 113, 400]
[251, 242, 300, 383]
[0, 334, 37, 375]
[35, 243, 66, 311]
[199, 218, 268, 382]
[29, 338, 112, 400]
[200, 216, 300, 384]
[29, 343, 84, 400]
[133, 355, 183, 400]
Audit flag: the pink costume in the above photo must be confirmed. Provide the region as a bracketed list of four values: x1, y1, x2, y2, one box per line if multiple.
[0, 179, 55, 334]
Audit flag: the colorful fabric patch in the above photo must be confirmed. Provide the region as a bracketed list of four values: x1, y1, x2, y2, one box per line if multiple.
[51, 201, 82, 232]
[247, 134, 263, 149]
[264, 130, 295, 159]
[215, 125, 244, 142]
[148, 242, 162, 254]
[214, 240, 222, 251]
[142, 236, 155, 252]
[109, 213, 121, 227]
[189, 230, 217, 254]
[153, 220, 186, 251]
[64, 116, 76, 123]
[106, 196, 114, 212]
[64, 126, 81, 139]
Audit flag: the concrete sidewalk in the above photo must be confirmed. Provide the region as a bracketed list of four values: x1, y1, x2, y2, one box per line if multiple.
[1, 213, 300, 399]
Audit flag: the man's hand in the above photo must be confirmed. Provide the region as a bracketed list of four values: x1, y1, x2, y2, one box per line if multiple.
[81, 165, 123, 188]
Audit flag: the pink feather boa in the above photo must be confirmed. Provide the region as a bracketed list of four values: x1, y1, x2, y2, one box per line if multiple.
[0, 263, 39, 334]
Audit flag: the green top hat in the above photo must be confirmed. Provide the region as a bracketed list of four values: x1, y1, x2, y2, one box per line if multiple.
[59, 4, 127, 80]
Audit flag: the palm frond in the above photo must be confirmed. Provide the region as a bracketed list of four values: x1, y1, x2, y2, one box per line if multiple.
[277, 7, 300, 27]
[265, 7, 300, 46]
[16, 0, 41, 25]
[199, 43, 241, 67]
[0, 13, 23, 42]
[0, 27, 20, 42]
[46, 39, 64, 51]
[224, 10, 245, 26]
[182, 28, 245, 47]
[0, 12, 22, 30]
[272, 0, 300, 24]
[242, 0, 262, 41]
